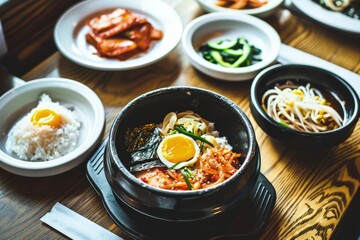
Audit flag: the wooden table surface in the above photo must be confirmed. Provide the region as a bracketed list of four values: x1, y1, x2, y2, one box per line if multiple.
[1, 1, 359, 239]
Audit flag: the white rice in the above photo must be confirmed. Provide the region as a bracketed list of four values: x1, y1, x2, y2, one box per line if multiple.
[5, 94, 81, 161]
[215, 136, 233, 150]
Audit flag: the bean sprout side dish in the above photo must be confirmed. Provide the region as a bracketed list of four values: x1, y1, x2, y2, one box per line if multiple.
[312, 0, 360, 19]
[262, 81, 344, 132]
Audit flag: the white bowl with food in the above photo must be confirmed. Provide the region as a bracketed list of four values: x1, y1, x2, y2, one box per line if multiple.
[182, 12, 281, 81]
[196, 0, 284, 18]
[0, 78, 105, 177]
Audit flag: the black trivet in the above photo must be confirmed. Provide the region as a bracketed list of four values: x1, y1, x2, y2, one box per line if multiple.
[87, 139, 276, 240]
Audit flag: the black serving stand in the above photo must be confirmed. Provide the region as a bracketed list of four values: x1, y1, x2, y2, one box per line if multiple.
[87, 139, 276, 240]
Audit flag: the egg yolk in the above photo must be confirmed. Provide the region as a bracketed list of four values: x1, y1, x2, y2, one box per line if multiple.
[161, 135, 196, 163]
[31, 108, 61, 128]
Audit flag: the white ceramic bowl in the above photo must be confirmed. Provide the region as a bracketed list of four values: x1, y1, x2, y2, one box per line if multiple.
[196, 0, 284, 18]
[292, 0, 360, 34]
[182, 12, 281, 81]
[0, 78, 105, 177]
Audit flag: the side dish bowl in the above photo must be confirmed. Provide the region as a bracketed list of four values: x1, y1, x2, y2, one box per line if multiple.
[250, 64, 359, 149]
[0, 78, 105, 177]
[196, 0, 284, 18]
[104, 86, 260, 222]
[182, 12, 280, 81]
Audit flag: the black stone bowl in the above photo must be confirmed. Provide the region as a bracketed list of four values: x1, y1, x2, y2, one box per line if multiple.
[250, 64, 360, 149]
[104, 86, 260, 223]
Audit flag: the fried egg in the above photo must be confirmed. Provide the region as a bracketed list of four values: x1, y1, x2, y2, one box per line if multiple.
[31, 108, 62, 128]
[157, 134, 200, 169]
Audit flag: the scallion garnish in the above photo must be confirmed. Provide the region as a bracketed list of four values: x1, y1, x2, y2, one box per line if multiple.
[169, 162, 181, 169]
[174, 126, 214, 147]
[278, 120, 290, 128]
[181, 167, 193, 190]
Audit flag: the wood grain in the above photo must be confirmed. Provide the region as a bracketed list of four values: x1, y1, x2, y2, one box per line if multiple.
[0, 0, 80, 75]
[1, 1, 359, 239]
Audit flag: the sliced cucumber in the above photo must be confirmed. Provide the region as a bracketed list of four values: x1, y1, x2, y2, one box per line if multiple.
[223, 48, 244, 56]
[207, 39, 237, 50]
[229, 38, 251, 68]
[209, 51, 231, 67]
[199, 37, 261, 68]
[251, 45, 262, 55]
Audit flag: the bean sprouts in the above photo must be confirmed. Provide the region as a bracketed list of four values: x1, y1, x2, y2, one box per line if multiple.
[262, 82, 344, 132]
[321, 0, 350, 12]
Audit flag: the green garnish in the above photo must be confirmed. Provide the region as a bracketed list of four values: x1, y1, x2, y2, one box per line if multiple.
[279, 120, 290, 128]
[182, 167, 194, 177]
[169, 162, 181, 169]
[181, 168, 194, 190]
[174, 126, 214, 147]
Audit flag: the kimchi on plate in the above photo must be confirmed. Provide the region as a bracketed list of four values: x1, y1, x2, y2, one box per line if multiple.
[86, 8, 163, 60]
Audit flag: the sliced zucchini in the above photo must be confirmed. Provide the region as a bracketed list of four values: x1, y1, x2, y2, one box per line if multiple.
[207, 39, 237, 50]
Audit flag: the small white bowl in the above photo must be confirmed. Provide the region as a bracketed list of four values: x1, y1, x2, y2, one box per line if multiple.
[0, 78, 105, 177]
[182, 12, 281, 81]
[196, 0, 284, 18]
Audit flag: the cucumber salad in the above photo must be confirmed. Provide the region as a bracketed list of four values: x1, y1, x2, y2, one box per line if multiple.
[198, 37, 262, 68]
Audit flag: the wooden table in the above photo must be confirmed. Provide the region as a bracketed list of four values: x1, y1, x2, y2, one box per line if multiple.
[1, 1, 359, 239]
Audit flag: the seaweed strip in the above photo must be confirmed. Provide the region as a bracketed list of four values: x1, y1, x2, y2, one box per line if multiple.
[129, 159, 166, 172]
[125, 123, 162, 165]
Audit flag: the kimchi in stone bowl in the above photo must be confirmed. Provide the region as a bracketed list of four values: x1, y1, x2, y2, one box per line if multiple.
[104, 86, 260, 223]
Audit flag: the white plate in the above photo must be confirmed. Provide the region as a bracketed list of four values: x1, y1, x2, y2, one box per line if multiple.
[0, 78, 105, 177]
[54, 0, 183, 70]
[196, 0, 284, 18]
[292, 0, 360, 34]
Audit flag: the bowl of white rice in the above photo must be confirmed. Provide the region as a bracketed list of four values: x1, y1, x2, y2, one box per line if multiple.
[0, 78, 105, 177]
